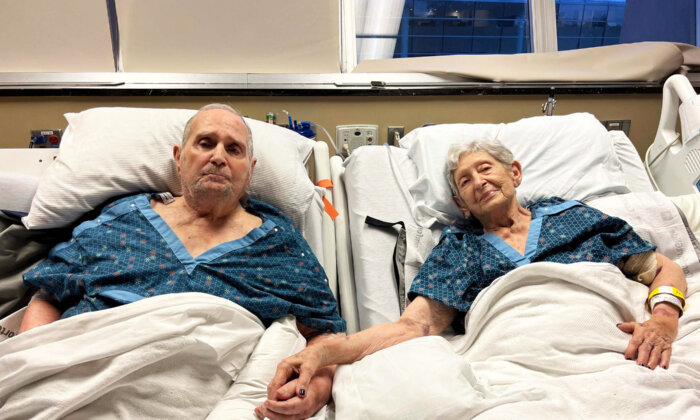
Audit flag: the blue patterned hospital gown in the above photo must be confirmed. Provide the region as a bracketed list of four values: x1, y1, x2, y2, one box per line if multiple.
[24, 194, 346, 333]
[409, 197, 655, 323]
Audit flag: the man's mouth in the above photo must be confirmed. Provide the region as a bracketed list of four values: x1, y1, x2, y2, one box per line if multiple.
[201, 173, 230, 182]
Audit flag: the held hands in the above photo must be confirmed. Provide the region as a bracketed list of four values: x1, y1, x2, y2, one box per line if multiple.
[255, 345, 332, 420]
[617, 303, 679, 370]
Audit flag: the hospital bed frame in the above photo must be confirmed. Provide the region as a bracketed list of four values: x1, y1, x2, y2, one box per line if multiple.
[646, 74, 700, 196]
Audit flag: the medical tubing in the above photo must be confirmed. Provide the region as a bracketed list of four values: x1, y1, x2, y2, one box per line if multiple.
[311, 122, 340, 155]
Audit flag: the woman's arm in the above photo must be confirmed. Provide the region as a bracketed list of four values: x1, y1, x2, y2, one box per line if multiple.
[617, 252, 687, 370]
[18, 293, 61, 333]
[266, 296, 457, 402]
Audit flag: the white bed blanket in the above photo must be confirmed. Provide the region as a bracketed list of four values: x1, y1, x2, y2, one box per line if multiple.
[333, 262, 700, 419]
[0, 292, 310, 420]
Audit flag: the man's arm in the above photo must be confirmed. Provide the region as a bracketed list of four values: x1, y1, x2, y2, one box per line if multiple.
[18, 293, 61, 333]
[618, 252, 687, 369]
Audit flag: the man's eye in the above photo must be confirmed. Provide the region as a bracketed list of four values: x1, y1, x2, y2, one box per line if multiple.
[227, 146, 241, 154]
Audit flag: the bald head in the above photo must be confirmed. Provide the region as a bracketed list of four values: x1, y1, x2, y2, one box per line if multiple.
[182, 104, 254, 160]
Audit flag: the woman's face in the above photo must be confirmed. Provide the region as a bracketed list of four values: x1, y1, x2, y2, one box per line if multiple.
[452, 150, 522, 220]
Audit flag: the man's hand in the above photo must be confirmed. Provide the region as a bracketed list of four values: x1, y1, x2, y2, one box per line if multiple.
[617, 303, 679, 370]
[255, 364, 334, 420]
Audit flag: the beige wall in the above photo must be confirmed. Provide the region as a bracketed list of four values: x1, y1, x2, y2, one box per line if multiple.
[116, 0, 340, 73]
[0, 0, 113, 72]
[0, 93, 662, 158]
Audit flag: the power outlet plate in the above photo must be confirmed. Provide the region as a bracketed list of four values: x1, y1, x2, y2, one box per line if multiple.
[601, 120, 631, 136]
[387, 126, 404, 145]
[336, 124, 378, 154]
[30, 129, 62, 148]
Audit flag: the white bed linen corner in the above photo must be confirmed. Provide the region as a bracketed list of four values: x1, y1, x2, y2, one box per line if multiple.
[0, 293, 325, 420]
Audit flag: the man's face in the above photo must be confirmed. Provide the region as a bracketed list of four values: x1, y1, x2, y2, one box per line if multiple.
[174, 109, 256, 202]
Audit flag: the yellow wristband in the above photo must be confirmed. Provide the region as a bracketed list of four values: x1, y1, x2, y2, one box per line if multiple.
[648, 286, 686, 307]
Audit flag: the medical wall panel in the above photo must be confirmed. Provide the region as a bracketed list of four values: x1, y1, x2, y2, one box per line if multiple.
[0, 0, 114, 72]
[116, 0, 340, 73]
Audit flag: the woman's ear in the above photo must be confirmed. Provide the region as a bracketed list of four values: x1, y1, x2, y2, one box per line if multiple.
[511, 160, 523, 188]
[453, 195, 470, 218]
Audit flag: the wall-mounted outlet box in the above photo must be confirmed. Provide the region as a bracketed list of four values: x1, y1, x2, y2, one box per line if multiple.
[336, 124, 378, 154]
[30, 129, 62, 148]
[600, 120, 631, 136]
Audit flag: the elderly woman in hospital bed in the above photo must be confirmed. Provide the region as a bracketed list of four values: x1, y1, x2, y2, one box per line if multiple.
[264, 138, 687, 408]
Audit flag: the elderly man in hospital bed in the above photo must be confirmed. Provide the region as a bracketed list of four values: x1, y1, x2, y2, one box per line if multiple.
[16, 104, 345, 419]
[265, 139, 687, 410]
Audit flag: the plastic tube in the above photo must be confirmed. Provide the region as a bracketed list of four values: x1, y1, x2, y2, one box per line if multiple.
[311, 122, 340, 155]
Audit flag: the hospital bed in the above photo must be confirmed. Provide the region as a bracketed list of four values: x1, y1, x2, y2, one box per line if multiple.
[0, 107, 338, 419]
[330, 113, 700, 418]
[646, 74, 700, 196]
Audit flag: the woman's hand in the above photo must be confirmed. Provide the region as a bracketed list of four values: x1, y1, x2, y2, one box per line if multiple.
[265, 343, 330, 405]
[255, 364, 334, 420]
[617, 303, 679, 370]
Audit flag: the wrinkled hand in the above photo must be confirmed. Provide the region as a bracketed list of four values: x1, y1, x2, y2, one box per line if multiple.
[255, 347, 332, 420]
[617, 313, 678, 370]
[269, 345, 329, 403]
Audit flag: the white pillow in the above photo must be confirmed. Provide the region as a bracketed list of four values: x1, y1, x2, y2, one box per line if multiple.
[399, 112, 630, 225]
[22, 107, 317, 231]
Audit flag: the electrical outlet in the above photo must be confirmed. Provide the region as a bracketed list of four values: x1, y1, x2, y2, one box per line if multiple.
[600, 120, 631, 136]
[387, 126, 404, 145]
[30, 129, 62, 148]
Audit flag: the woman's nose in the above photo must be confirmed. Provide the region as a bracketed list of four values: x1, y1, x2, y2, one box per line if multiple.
[473, 174, 486, 189]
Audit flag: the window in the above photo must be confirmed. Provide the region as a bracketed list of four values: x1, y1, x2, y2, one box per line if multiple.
[556, 0, 626, 51]
[356, 0, 532, 62]
[354, 0, 634, 63]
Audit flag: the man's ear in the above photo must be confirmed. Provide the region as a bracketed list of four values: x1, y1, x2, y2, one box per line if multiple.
[173, 144, 182, 175]
[511, 160, 523, 188]
[246, 157, 257, 189]
[452, 195, 470, 218]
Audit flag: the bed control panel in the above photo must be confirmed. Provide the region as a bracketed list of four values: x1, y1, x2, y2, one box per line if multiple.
[336, 124, 378, 156]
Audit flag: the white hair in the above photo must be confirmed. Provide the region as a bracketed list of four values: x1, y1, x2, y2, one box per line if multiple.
[445, 139, 515, 196]
[182, 103, 254, 160]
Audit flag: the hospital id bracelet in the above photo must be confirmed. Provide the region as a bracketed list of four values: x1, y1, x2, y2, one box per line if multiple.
[649, 293, 684, 317]
[648, 286, 686, 307]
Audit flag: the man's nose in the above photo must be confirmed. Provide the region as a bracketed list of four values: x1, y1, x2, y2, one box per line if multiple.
[209, 144, 226, 165]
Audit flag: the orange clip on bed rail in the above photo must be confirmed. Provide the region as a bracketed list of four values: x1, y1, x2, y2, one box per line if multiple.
[316, 179, 339, 220]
